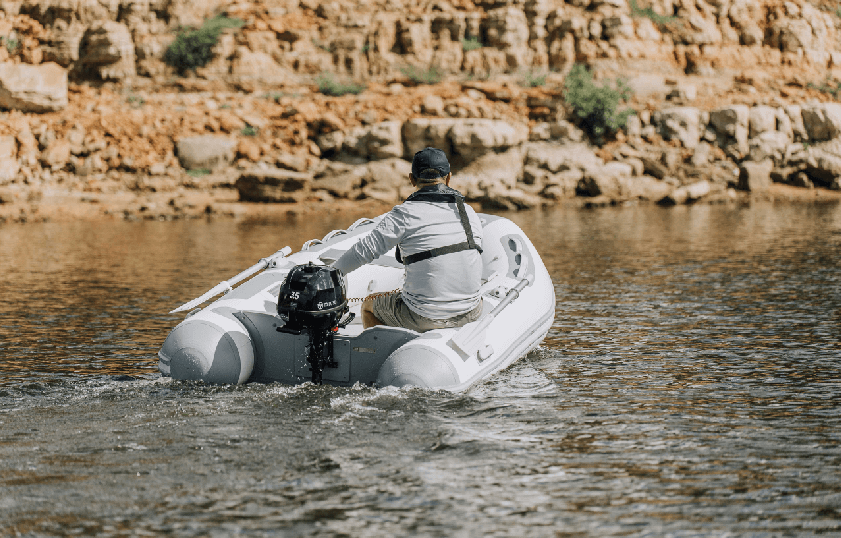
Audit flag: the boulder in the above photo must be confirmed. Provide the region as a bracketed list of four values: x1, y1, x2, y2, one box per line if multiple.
[549, 120, 585, 142]
[448, 119, 528, 162]
[658, 180, 712, 205]
[524, 142, 603, 173]
[541, 169, 583, 199]
[312, 162, 367, 199]
[237, 138, 262, 162]
[627, 175, 673, 201]
[0, 158, 19, 184]
[345, 121, 403, 160]
[78, 21, 136, 79]
[236, 168, 313, 203]
[0, 134, 18, 184]
[803, 139, 841, 188]
[576, 174, 621, 198]
[484, 7, 530, 51]
[656, 107, 701, 149]
[749, 106, 778, 138]
[738, 160, 773, 192]
[402, 118, 459, 159]
[800, 103, 841, 141]
[785, 105, 807, 141]
[40, 139, 71, 170]
[0, 62, 68, 112]
[0, 136, 15, 160]
[479, 186, 542, 210]
[361, 158, 412, 202]
[456, 147, 525, 194]
[276, 153, 310, 172]
[176, 136, 236, 170]
[576, 162, 632, 198]
[767, 18, 814, 52]
[709, 105, 749, 154]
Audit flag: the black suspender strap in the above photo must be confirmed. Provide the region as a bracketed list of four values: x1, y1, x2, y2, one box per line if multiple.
[455, 196, 479, 252]
[397, 185, 483, 265]
[400, 241, 476, 265]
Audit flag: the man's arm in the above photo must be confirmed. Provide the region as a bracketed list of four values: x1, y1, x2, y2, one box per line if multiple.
[332, 209, 405, 274]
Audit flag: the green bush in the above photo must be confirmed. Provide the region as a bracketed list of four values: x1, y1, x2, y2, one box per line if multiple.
[629, 0, 676, 26]
[241, 124, 259, 137]
[186, 168, 211, 177]
[163, 15, 243, 74]
[1, 36, 19, 53]
[401, 65, 444, 85]
[523, 69, 548, 88]
[563, 64, 634, 141]
[461, 37, 483, 52]
[315, 73, 366, 96]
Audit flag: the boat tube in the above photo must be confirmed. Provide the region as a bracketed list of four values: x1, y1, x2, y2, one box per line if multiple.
[158, 214, 555, 391]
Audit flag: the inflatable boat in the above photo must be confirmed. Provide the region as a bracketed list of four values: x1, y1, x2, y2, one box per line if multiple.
[157, 213, 555, 391]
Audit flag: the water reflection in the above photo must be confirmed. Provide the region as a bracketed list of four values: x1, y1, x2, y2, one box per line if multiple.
[1, 201, 840, 536]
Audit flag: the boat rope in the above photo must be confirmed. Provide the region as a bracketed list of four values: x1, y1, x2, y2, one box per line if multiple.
[347, 289, 401, 304]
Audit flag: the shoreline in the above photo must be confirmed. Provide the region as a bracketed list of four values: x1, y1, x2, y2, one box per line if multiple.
[2, 183, 839, 225]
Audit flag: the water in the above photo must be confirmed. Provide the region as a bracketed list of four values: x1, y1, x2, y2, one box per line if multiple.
[1, 202, 840, 536]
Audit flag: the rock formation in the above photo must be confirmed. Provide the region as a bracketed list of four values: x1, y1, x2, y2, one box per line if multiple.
[1, 0, 841, 222]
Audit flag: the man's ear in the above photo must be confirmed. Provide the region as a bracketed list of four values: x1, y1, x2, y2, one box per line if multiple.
[409, 173, 418, 187]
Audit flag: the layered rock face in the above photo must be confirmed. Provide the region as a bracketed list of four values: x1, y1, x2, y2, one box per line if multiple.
[2, 0, 840, 85]
[1, 0, 841, 216]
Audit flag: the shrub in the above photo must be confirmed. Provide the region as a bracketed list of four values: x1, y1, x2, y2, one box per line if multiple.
[241, 124, 259, 137]
[461, 37, 483, 52]
[563, 64, 634, 141]
[186, 168, 211, 177]
[126, 94, 145, 107]
[523, 69, 548, 88]
[401, 65, 444, 85]
[163, 15, 243, 74]
[315, 73, 366, 96]
[808, 78, 841, 100]
[1, 36, 19, 53]
[629, 0, 675, 26]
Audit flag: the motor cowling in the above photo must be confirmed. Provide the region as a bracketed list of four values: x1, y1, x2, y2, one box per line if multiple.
[277, 262, 348, 331]
[277, 263, 349, 384]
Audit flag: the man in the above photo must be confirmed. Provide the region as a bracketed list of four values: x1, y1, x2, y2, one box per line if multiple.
[332, 147, 484, 332]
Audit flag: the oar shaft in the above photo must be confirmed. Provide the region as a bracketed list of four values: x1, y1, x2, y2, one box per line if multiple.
[170, 246, 292, 313]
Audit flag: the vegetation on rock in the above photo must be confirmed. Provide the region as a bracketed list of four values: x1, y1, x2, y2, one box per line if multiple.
[461, 37, 483, 52]
[522, 69, 549, 88]
[315, 73, 366, 96]
[563, 64, 634, 141]
[628, 0, 676, 26]
[163, 16, 243, 74]
[401, 66, 445, 85]
[807, 78, 841, 100]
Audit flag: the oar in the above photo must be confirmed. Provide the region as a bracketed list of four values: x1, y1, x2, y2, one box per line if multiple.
[170, 246, 293, 313]
[448, 276, 532, 361]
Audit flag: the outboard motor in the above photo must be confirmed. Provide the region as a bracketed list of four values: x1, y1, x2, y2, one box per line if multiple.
[277, 263, 352, 384]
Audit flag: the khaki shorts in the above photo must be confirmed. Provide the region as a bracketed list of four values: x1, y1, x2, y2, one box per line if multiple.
[370, 293, 483, 333]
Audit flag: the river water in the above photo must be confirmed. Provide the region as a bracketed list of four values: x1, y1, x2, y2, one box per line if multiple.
[1, 201, 839, 536]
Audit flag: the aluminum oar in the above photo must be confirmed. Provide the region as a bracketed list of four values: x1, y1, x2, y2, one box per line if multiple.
[170, 246, 292, 313]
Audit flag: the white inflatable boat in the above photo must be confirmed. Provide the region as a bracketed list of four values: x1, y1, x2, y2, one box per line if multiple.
[158, 213, 555, 391]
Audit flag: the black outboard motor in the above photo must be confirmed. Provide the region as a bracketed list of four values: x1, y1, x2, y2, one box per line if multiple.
[277, 262, 352, 384]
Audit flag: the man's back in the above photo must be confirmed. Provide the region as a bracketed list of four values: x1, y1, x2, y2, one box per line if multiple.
[332, 146, 484, 330]
[388, 197, 483, 319]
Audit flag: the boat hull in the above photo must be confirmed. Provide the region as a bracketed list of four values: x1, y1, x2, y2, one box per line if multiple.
[158, 214, 555, 391]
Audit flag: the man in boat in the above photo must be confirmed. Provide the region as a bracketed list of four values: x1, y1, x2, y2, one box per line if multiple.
[332, 147, 484, 332]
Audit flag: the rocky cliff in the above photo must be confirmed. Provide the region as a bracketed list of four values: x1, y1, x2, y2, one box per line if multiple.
[1, 0, 841, 221]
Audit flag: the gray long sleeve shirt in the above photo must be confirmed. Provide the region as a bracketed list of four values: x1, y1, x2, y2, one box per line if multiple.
[333, 192, 483, 320]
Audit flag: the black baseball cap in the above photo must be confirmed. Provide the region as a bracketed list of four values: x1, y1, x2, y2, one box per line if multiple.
[412, 147, 450, 181]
